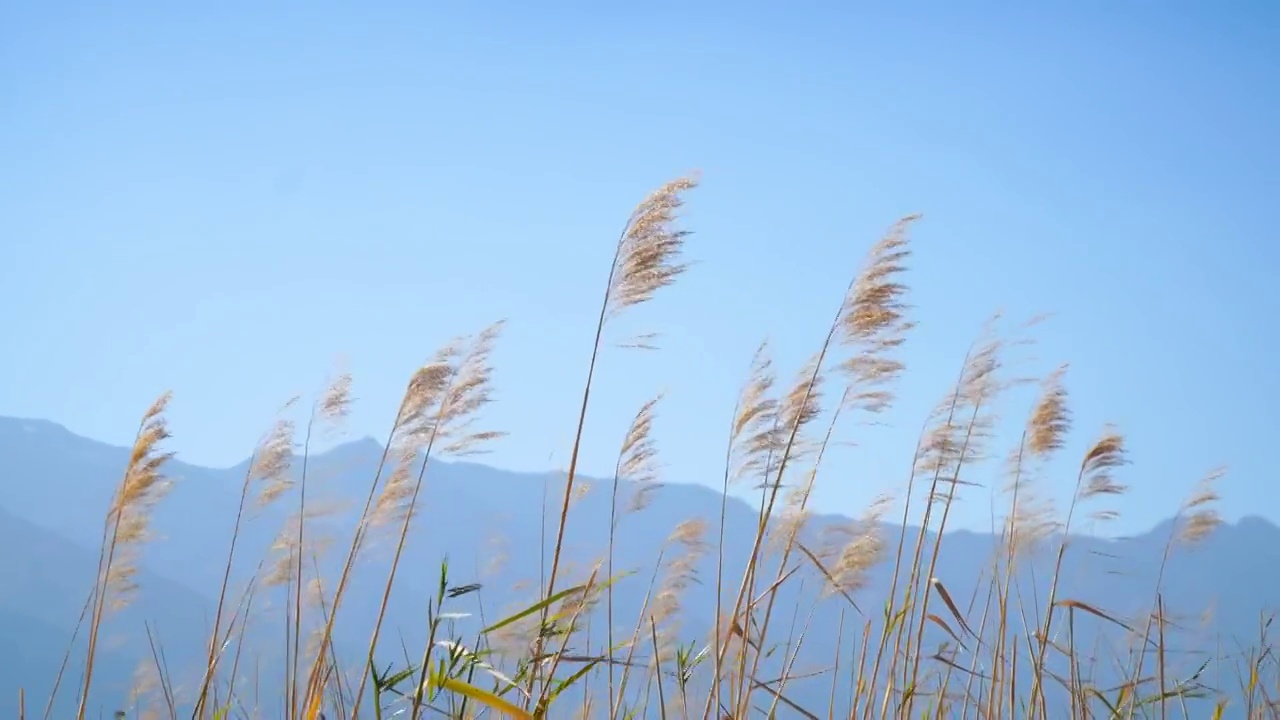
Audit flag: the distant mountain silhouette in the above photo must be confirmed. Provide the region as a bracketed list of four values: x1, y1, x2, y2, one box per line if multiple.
[1, 416, 1277, 717]
[0, 504, 212, 717]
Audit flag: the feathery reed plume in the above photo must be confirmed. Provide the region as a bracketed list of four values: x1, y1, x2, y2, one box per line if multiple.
[192, 395, 301, 719]
[1005, 480, 1058, 560]
[1027, 365, 1071, 458]
[896, 327, 1012, 715]
[839, 216, 917, 346]
[935, 334, 1007, 458]
[837, 214, 919, 414]
[759, 354, 834, 578]
[1075, 427, 1129, 525]
[751, 387, 884, 710]
[1114, 466, 1223, 719]
[1027, 427, 1130, 717]
[299, 339, 489, 715]
[1004, 366, 1073, 558]
[651, 519, 711, 656]
[263, 511, 336, 587]
[287, 371, 354, 720]
[607, 393, 663, 719]
[796, 215, 918, 689]
[619, 394, 663, 515]
[254, 411, 298, 507]
[770, 351, 827, 474]
[710, 341, 780, 716]
[606, 175, 700, 317]
[770, 467, 817, 555]
[437, 322, 506, 455]
[538, 174, 698, 702]
[127, 659, 161, 720]
[298, 327, 504, 720]
[78, 392, 175, 720]
[349, 321, 506, 717]
[1078, 428, 1129, 503]
[318, 367, 354, 431]
[821, 494, 893, 600]
[370, 325, 505, 528]
[729, 352, 832, 716]
[368, 446, 420, 531]
[712, 216, 923, 720]
[729, 341, 781, 484]
[1176, 468, 1225, 547]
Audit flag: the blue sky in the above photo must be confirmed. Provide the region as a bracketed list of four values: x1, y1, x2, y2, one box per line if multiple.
[2, 2, 1277, 534]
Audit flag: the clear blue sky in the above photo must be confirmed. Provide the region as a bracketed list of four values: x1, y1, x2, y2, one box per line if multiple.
[2, 2, 1278, 534]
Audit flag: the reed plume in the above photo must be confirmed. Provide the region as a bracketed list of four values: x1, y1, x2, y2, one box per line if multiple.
[349, 321, 506, 717]
[537, 174, 699, 702]
[77, 392, 175, 720]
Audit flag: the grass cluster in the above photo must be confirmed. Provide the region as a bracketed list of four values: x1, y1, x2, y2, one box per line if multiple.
[23, 174, 1278, 720]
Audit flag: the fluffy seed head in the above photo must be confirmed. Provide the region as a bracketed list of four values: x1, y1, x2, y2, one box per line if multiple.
[253, 412, 297, 507]
[771, 467, 817, 553]
[1078, 428, 1129, 501]
[1178, 468, 1225, 546]
[606, 174, 699, 317]
[821, 494, 892, 598]
[318, 366, 354, 432]
[1027, 365, 1071, 458]
[915, 330, 1005, 481]
[837, 215, 919, 415]
[105, 392, 177, 611]
[839, 215, 918, 346]
[730, 342, 780, 484]
[651, 518, 710, 648]
[392, 321, 506, 460]
[617, 393, 663, 515]
[770, 351, 827, 472]
[370, 448, 418, 531]
[371, 324, 505, 538]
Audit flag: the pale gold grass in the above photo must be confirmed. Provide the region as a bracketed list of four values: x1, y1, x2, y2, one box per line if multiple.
[30, 172, 1274, 720]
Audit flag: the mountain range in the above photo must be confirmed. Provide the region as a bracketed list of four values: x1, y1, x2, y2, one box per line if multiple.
[1, 415, 1277, 718]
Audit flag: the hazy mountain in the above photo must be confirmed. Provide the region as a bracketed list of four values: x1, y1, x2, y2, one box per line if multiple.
[1, 416, 1277, 717]
[0, 504, 213, 717]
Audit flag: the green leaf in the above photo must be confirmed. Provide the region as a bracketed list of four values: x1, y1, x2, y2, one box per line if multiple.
[481, 572, 631, 635]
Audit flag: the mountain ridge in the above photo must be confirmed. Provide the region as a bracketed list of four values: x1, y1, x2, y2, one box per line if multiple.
[3, 414, 1268, 541]
[2, 414, 1278, 717]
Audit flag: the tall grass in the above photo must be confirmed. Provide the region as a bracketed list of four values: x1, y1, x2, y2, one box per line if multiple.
[26, 173, 1277, 720]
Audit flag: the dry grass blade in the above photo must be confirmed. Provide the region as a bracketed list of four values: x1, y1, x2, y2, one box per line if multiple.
[930, 578, 977, 642]
[794, 541, 862, 614]
[925, 614, 967, 651]
[1054, 598, 1138, 635]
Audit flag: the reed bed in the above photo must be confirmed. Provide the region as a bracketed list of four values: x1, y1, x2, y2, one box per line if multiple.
[24, 173, 1277, 720]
